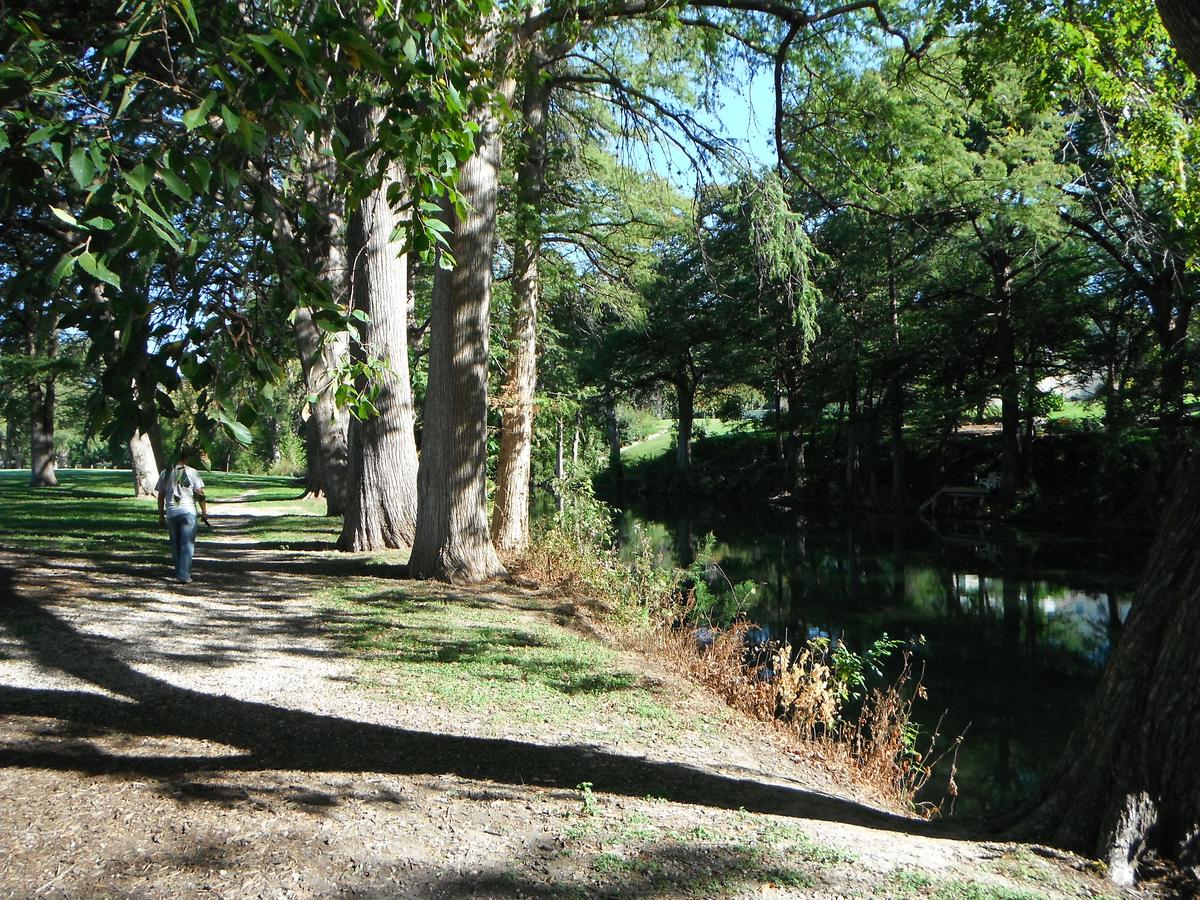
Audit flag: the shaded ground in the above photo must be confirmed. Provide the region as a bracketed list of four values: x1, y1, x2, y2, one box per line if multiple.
[0, 472, 1144, 898]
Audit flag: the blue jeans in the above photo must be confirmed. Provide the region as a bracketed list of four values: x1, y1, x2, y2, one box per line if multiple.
[167, 512, 197, 582]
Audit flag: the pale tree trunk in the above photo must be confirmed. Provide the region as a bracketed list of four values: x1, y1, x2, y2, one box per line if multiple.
[129, 430, 160, 497]
[278, 136, 350, 515]
[295, 309, 349, 513]
[338, 115, 420, 552]
[554, 416, 565, 513]
[29, 378, 56, 487]
[409, 108, 507, 582]
[492, 59, 551, 554]
[1011, 455, 1200, 884]
[26, 315, 57, 488]
[128, 366, 162, 497]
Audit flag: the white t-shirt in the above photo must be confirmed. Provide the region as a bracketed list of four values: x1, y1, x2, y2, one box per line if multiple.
[156, 465, 205, 517]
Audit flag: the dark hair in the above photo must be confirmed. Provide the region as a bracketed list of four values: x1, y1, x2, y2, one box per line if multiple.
[176, 443, 197, 464]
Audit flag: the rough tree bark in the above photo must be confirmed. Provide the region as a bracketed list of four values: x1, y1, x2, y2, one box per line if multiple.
[28, 378, 56, 487]
[26, 315, 57, 488]
[129, 429, 160, 497]
[408, 105, 507, 582]
[127, 353, 163, 497]
[554, 415, 565, 513]
[337, 114, 421, 552]
[1016, 10, 1200, 880]
[492, 56, 551, 554]
[782, 366, 805, 497]
[303, 416, 323, 497]
[1012, 455, 1200, 884]
[288, 145, 352, 516]
[294, 308, 350, 513]
[1157, 0, 1200, 79]
[264, 130, 350, 514]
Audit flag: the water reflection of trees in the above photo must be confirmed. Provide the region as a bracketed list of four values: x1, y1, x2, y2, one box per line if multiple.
[610, 505, 1139, 815]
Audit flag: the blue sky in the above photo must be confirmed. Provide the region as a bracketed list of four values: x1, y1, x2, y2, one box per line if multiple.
[618, 59, 778, 191]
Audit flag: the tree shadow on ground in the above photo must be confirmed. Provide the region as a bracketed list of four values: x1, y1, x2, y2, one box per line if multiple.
[0, 563, 984, 842]
[409, 840, 833, 899]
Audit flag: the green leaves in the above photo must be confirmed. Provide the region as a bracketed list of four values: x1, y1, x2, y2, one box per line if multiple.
[69, 147, 94, 188]
[182, 93, 215, 131]
[77, 251, 121, 289]
[213, 409, 253, 446]
[124, 162, 152, 194]
[48, 206, 77, 227]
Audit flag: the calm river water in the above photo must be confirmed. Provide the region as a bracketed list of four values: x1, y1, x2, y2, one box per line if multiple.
[610, 499, 1146, 816]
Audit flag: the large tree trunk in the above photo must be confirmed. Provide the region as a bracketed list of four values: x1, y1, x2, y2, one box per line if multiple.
[1157, 0, 1200, 78]
[295, 309, 350, 514]
[28, 378, 56, 488]
[492, 60, 551, 554]
[1011, 454, 1200, 884]
[408, 109, 507, 583]
[129, 429, 159, 497]
[303, 416, 323, 498]
[27, 318, 57, 488]
[338, 141, 421, 552]
[281, 135, 351, 515]
[127, 364, 163, 497]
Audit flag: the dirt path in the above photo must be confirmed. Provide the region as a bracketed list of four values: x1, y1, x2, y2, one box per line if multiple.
[0, 516, 1138, 899]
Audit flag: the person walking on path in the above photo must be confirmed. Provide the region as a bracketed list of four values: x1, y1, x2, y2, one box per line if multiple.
[156, 444, 210, 584]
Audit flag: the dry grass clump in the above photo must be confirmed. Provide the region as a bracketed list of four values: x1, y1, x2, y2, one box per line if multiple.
[653, 621, 955, 814]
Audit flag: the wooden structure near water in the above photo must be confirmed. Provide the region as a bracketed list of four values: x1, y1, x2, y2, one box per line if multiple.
[919, 484, 989, 518]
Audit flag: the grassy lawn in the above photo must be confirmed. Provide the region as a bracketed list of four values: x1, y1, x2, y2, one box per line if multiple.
[621, 418, 745, 463]
[322, 577, 682, 738]
[1046, 399, 1104, 425]
[0, 468, 328, 556]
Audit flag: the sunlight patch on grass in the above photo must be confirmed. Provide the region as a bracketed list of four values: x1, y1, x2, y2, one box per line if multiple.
[0, 469, 315, 555]
[323, 581, 677, 732]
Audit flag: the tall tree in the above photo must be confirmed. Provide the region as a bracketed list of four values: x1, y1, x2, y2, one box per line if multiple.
[409, 15, 510, 582]
[492, 49, 552, 554]
[338, 121, 420, 551]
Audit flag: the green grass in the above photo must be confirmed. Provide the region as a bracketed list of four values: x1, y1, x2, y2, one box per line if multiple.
[553, 807, 843, 897]
[1046, 399, 1103, 424]
[323, 578, 681, 733]
[621, 418, 746, 462]
[882, 865, 1058, 900]
[0, 468, 332, 556]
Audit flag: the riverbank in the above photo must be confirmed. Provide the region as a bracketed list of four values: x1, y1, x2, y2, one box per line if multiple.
[0, 472, 1144, 897]
[607, 421, 1167, 534]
